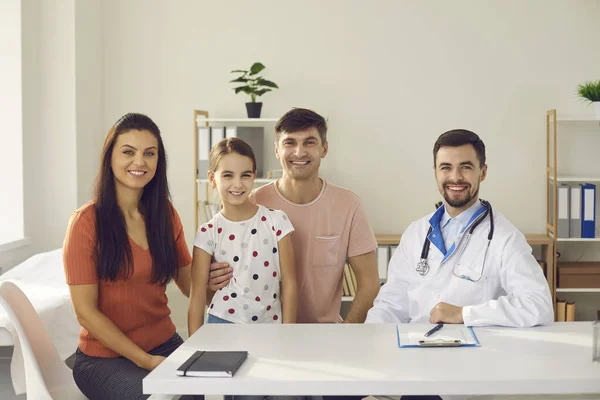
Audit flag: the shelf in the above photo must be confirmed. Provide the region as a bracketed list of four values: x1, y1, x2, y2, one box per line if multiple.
[549, 176, 600, 182]
[375, 234, 401, 246]
[556, 116, 599, 122]
[556, 288, 600, 293]
[197, 178, 275, 184]
[195, 117, 279, 123]
[556, 238, 600, 242]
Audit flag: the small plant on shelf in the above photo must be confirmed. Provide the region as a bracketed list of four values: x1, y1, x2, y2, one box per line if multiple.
[230, 62, 278, 118]
[577, 79, 600, 119]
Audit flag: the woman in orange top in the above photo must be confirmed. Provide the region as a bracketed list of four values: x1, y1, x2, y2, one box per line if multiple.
[63, 113, 200, 399]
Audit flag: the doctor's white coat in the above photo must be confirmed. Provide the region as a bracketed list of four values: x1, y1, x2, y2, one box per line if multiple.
[366, 208, 554, 327]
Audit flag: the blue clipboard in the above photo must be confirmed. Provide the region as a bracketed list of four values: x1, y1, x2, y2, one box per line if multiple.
[396, 325, 480, 348]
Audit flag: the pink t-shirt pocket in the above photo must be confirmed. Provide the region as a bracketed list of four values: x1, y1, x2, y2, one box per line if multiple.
[313, 235, 342, 268]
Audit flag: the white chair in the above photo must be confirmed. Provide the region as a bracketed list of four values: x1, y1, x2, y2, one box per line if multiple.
[0, 281, 86, 399]
[0, 281, 180, 400]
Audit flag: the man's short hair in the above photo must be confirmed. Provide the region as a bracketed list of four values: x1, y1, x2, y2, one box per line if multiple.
[275, 108, 327, 144]
[433, 129, 486, 167]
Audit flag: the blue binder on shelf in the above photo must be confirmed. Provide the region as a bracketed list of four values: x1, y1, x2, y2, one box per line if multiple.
[581, 183, 596, 239]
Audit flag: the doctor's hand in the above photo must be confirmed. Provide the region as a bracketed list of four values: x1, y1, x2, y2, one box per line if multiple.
[208, 262, 232, 291]
[429, 302, 464, 324]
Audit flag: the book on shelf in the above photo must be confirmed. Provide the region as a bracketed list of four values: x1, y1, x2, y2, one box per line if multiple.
[377, 246, 389, 281]
[569, 184, 582, 238]
[210, 127, 225, 149]
[197, 126, 210, 178]
[342, 269, 350, 296]
[556, 298, 566, 322]
[557, 184, 570, 238]
[581, 183, 596, 238]
[349, 264, 358, 293]
[566, 301, 576, 322]
[343, 263, 356, 297]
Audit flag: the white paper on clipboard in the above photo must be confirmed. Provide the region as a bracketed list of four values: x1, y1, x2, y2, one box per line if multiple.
[396, 324, 480, 348]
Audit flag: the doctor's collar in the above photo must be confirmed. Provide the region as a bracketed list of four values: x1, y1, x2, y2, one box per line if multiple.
[440, 200, 484, 230]
[429, 199, 485, 230]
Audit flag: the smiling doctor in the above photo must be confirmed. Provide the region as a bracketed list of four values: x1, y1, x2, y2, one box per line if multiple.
[366, 129, 553, 328]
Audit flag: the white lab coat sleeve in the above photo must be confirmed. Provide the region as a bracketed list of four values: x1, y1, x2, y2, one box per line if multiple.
[462, 231, 554, 327]
[365, 227, 413, 324]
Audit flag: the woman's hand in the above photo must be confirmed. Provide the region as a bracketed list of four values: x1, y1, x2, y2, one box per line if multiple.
[142, 355, 166, 371]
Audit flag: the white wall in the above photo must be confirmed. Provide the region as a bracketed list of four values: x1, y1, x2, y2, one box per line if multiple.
[0, 0, 24, 246]
[101, 0, 600, 247]
[75, 0, 104, 206]
[0, 0, 80, 270]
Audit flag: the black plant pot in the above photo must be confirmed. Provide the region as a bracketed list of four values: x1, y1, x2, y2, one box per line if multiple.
[245, 102, 263, 118]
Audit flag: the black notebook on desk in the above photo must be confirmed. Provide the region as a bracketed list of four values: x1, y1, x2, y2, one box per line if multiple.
[177, 351, 248, 377]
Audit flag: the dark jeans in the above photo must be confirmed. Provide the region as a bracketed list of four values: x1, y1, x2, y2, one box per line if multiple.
[73, 333, 203, 400]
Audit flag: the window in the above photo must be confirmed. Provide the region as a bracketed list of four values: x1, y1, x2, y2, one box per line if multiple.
[0, 0, 24, 247]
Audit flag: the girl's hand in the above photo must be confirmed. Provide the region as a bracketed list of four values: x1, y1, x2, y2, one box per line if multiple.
[208, 262, 233, 291]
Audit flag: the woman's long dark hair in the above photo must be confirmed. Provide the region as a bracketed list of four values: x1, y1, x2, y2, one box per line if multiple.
[94, 113, 177, 285]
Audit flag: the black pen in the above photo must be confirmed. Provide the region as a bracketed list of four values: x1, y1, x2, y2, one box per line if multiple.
[424, 323, 444, 337]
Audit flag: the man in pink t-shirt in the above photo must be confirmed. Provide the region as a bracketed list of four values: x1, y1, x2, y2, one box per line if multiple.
[208, 108, 380, 324]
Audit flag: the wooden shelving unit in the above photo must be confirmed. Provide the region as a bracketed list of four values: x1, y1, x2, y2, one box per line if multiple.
[546, 109, 600, 321]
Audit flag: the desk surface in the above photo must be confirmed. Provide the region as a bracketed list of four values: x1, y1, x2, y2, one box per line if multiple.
[143, 322, 600, 397]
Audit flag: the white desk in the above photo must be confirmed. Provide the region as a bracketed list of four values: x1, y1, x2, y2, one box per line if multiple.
[143, 322, 600, 397]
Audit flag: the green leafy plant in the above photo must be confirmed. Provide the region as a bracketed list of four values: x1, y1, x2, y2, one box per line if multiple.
[577, 80, 600, 102]
[230, 62, 278, 103]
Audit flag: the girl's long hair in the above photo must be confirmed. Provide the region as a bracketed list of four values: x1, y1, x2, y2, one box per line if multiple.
[94, 113, 177, 285]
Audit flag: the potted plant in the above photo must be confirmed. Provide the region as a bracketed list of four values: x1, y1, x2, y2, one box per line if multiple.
[577, 79, 600, 119]
[230, 62, 278, 118]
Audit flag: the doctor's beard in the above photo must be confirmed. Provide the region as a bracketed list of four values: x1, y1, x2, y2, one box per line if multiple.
[442, 181, 479, 209]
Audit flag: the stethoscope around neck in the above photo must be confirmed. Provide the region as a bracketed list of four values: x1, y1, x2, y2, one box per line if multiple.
[416, 200, 494, 281]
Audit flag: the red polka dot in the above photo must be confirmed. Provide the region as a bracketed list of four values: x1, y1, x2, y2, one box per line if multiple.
[255, 296, 261, 302]
[223, 295, 229, 301]
[208, 224, 213, 228]
[267, 305, 271, 311]
[253, 251, 258, 257]
[217, 228, 222, 234]
[273, 315, 278, 321]
[273, 271, 277, 277]
[264, 261, 269, 267]
[261, 216, 267, 221]
[201, 227, 206, 232]
[229, 234, 235, 240]
[276, 230, 282, 236]
[228, 308, 235, 314]
[272, 226, 275, 231]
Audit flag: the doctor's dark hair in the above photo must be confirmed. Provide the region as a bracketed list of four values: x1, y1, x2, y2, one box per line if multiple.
[433, 129, 486, 168]
[275, 108, 328, 144]
[94, 112, 178, 285]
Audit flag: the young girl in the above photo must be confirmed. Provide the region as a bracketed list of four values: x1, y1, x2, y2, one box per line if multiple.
[188, 137, 297, 335]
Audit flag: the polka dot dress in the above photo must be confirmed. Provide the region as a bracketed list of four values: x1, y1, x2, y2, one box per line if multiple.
[194, 205, 294, 323]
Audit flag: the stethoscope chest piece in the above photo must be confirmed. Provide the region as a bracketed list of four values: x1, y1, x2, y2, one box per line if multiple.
[416, 258, 430, 276]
